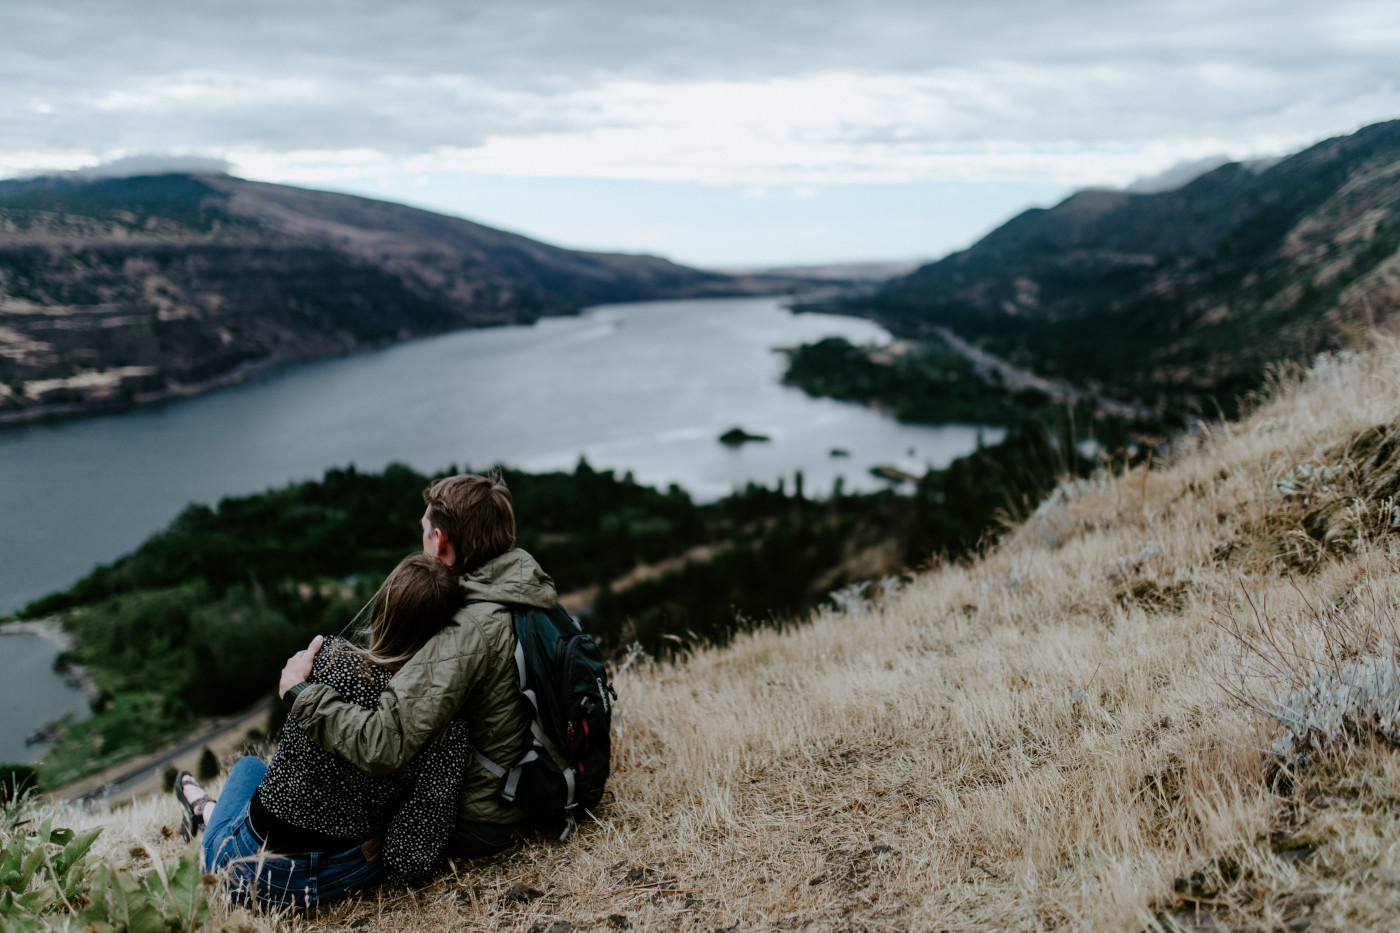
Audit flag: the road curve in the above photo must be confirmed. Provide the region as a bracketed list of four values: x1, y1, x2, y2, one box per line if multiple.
[68, 698, 273, 807]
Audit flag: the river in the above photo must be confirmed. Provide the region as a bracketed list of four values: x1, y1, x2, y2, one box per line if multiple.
[0, 630, 90, 765]
[0, 295, 1004, 760]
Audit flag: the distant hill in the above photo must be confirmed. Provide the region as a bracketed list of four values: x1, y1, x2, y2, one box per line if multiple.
[0, 174, 803, 423]
[856, 119, 1400, 418]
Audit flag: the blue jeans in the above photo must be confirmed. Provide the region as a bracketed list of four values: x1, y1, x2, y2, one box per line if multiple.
[201, 757, 383, 908]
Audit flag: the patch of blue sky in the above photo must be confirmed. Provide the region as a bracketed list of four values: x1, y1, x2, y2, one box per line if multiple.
[301, 171, 1072, 268]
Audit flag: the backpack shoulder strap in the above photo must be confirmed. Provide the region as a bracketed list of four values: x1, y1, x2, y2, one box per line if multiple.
[464, 600, 570, 804]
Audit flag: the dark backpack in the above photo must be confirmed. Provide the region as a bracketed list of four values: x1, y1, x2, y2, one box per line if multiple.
[470, 601, 616, 838]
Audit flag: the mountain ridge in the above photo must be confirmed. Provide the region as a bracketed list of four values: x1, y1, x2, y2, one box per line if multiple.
[853, 119, 1400, 418]
[0, 173, 807, 425]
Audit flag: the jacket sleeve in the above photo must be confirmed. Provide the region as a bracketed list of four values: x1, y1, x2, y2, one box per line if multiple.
[290, 621, 488, 776]
[382, 717, 472, 885]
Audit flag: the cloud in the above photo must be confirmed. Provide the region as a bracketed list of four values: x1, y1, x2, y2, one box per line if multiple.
[1125, 155, 1232, 193]
[67, 154, 232, 179]
[2, 152, 234, 182]
[4, 1, 1400, 185]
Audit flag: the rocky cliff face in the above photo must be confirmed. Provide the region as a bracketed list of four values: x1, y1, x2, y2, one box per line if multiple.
[863, 119, 1400, 417]
[0, 174, 798, 422]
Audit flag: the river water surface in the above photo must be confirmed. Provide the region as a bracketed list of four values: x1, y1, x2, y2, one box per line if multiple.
[0, 295, 1004, 758]
[0, 631, 90, 764]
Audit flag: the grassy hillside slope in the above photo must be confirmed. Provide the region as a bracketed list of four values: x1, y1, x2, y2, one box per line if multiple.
[21, 337, 1400, 931]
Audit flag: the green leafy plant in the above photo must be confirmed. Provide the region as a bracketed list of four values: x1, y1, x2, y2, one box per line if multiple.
[0, 814, 102, 930]
[0, 810, 210, 933]
[1, 774, 36, 831]
[77, 843, 210, 933]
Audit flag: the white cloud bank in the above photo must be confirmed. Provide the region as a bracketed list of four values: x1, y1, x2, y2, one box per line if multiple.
[4, 0, 1400, 188]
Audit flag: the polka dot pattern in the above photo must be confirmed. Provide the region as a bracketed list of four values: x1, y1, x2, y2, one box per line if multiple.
[258, 637, 471, 884]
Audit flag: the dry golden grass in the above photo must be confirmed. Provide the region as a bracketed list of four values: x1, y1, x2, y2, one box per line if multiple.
[36, 335, 1400, 932]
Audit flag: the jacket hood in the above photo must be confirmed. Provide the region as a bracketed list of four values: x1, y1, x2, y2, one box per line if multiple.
[461, 547, 557, 609]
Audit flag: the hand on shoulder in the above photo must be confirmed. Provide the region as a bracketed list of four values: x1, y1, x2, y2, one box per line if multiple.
[279, 634, 324, 698]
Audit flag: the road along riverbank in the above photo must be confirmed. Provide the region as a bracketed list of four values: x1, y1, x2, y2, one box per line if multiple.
[56, 698, 273, 809]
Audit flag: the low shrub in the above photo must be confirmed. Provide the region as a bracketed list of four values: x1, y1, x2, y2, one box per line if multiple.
[1214, 579, 1400, 757]
[0, 809, 210, 933]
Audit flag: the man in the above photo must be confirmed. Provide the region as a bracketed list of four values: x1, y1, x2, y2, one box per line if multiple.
[278, 473, 555, 858]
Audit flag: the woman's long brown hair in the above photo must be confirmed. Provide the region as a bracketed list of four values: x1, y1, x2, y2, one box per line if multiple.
[355, 553, 464, 669]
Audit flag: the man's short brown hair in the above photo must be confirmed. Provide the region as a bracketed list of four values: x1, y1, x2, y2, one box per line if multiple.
[422, 473, 516, 573]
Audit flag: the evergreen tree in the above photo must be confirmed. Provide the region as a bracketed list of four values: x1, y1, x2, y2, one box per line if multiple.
[197, 746, 219, 781]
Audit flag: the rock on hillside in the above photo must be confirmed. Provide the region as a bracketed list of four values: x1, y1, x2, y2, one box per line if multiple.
[0, 173, 802, 423]
[862, 119, 1400, 416]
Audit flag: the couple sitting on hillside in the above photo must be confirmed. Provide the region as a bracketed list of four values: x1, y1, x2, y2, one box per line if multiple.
[173, 474, 564, 906]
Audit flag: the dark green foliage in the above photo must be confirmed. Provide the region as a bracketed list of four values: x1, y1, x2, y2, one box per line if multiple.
[24, 463, 428, 616]
[582, 408, 1133, 650]
[899, 409, 1098, 564]
[782, 336, 1030, 424]
[57, 582, 329, 719]
[24, 461, 720, 783]
[507, 459, 709, 585]
[588, 491, 874, 650]
[23, 460, 708, 621]
[184, 588, 311, 715]
[0, 173, 228, 230]
[0, 766, 37, 804]
[36, 692, 191, 788]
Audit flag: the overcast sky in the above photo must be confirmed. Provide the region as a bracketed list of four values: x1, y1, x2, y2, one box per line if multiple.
[5, 1, 1400, 266]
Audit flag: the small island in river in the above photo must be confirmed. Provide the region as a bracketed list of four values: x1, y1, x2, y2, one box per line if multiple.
[719, 427, 771, 446]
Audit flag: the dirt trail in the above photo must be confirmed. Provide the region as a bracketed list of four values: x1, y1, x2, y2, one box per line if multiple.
[558, 542, 730, 615]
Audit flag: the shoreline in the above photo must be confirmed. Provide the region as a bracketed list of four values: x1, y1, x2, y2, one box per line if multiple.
[0, 354, 295, 430]
[0, 616, 73, 651]
[0, 618, 99, 706]
[0, 289, 819, 433]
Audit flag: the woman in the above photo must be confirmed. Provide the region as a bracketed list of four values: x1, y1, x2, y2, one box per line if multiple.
[174, 553, 470, 907]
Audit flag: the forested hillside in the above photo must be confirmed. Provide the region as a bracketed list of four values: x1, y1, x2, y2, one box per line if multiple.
[832, 119, 1400, 420]
[0, 174, 804, 423]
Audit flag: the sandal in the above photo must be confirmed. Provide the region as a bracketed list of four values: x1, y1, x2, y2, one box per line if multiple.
[173, 771, 213, 841]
